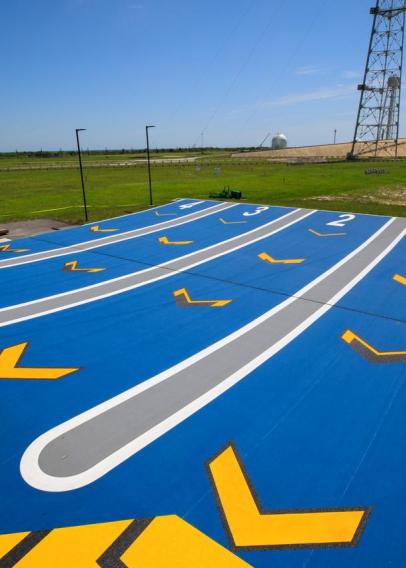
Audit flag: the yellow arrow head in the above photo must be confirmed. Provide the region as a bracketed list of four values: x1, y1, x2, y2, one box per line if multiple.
[0, 244, 30, 253]
[63, 261, 105, 273]
[0, 342, 80, 380]
[308, 229, 346, 237]
[258, 252, 305, 265]
[219, 218, 247, 225]
[173, 288, 232, 308]
[90, 225, 118, 233]
[393, 274, 406, 286]
[342, 330, 406, 363]
[158, 236, 194, 245]
[208, 444, 369, 549]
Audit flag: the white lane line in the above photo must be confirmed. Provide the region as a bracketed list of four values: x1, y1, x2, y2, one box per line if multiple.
[0, 202, 235, 269]
[0, 209, 311, 327]
[80, 197, 189, 226]
[20, 218, 404, 492]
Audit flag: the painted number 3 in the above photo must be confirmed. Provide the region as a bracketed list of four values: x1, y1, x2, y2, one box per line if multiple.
[243, 206, 269, 217]
[327, 214, 356, 228]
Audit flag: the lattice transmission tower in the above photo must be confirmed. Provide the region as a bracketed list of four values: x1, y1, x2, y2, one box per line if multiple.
[349, 0, 406, 159]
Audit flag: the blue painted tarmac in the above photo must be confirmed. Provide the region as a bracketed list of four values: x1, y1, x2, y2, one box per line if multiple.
[0, 198, 405, 566]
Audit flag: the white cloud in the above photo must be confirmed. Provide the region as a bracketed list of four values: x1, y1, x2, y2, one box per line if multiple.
[295, 65, 321, 76]
[264, 84, 356, 109]
[341, 70, 361, 80]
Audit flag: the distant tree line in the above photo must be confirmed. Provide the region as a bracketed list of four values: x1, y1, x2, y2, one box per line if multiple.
[0, 146, 259, 158]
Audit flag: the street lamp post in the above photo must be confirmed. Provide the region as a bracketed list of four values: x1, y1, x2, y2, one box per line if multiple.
[145, 125, 155, 206]
[75, 128, 89, 222]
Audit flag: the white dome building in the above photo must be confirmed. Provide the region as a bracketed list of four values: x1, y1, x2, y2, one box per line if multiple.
[272, 133, 288, 150]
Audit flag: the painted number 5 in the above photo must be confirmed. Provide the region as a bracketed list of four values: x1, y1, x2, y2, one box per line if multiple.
[243, 206, 269, 217]
[327, 214, 356, 228]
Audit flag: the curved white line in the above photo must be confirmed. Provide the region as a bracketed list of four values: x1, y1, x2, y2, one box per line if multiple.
[0, 201, 231, 269]
[0, 209, 307, 327]
[20, 219, 403, 492]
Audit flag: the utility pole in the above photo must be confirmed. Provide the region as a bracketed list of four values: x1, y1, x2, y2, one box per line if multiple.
[75, 128, 88, 222]
[145, 125, 156, 206]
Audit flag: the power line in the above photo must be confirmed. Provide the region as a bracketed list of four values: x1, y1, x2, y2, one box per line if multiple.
[192, 0, 285, 146]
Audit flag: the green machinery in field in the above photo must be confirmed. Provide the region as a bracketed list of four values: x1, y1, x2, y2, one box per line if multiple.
[209, 186, 243, 200]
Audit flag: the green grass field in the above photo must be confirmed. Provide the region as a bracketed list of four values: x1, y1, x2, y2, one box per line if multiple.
[0, 155, 405, 224]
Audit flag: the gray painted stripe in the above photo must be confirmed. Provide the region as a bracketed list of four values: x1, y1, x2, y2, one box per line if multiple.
[37, 217, 406, 479]
[0, 209, 311, 327]
[0, 202, 233, 269]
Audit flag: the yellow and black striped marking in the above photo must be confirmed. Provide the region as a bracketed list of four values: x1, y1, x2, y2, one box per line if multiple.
[0, 516, 250, 567]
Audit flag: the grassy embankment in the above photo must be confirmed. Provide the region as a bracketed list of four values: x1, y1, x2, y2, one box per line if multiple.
[0, 153, 405, 224]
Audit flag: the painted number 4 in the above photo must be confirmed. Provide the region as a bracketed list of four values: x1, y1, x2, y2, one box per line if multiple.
[179, 201, 204, 210]
[243, 206, 269, 217]
[327, 214, 356, 228]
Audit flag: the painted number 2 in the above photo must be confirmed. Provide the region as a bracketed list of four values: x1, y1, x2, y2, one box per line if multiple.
[243, 206, 269, 217]
[327, 214, 356, 228]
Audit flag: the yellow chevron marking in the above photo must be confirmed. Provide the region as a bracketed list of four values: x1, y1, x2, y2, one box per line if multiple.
[122, 516, 251, 567]
[158, 236, 193, 245]
[173, 288, 232, 307]
[0, 244, 30, 253]
[90, 225, 118, 233]
[208, 445, 368, 549]
[0, 517, 250, 567]
[393, 274, 406, 286]
[219, 218, 247, 225]
[0, 342, 79, 380]
[63, 260, 105, 273]
[342, 330, 406, 357]
[155, 211, 177, 217]
[308, 229, 346, 237]
[309, 229, 347, 237]
[258, 252, 305, 265]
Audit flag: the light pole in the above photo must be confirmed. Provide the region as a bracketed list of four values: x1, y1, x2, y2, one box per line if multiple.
[75, 128, 88, 222]
[145, 125, 155, 206]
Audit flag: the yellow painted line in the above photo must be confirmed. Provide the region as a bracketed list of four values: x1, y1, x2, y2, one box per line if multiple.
[219, 218, 247, 225]
[208, 445, 368, 548]
[155, 211, 176, 217]
[393, 273, 406, 286]
[90, 225, 119, 233]
[63, 260, 105, 273]
[308, 229, 346, 237]
[158, 236, 194, 245]
[122, 516, 251, 567]
[0, 342, 79, 380]
[0, 244, 30, 253]
[342, 330, 406, 357]
[258, 252, 305, 265]
[173, 288, 232, 307]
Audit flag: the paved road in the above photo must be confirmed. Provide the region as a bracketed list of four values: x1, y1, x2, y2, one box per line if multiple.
[0, 208, 311, 327]
[0, 201, 233, 269]
[21, 216, 406, 492]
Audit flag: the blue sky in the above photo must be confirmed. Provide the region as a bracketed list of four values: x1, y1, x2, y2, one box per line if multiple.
[1, 0, 397, 150]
